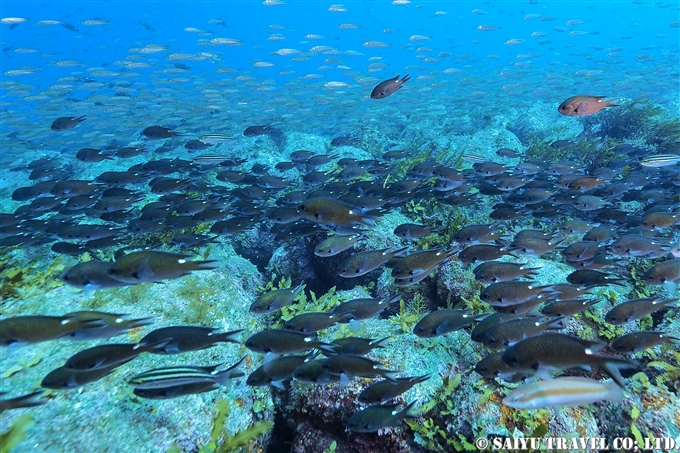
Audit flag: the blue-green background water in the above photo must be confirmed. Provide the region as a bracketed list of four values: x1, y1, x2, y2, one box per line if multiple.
[1, 1, 680, 453]
[1, 1, 678, 131]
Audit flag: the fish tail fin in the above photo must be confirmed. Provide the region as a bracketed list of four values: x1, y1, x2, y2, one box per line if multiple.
[215, 357, 247, 385]
[349, 319, 361, 333]
[316, 342, 341, 355]
[525, 269, 541, 279]
[393, 246, 410, 258]
[599, 358, 636, 387]
[270, 379, 286, 390]
[398, 401, 419, 420]
[604, 380, 626, 403]
[293, 281, 306, 297]
[387, 294, 402, 305]
[413, 374, 431, 385]
[9, 391, 46, 409]
[586, 298, 603, 308]
[216, 329, 245, 344]
[189, 259, 219, 271]
[75, 115, 86, 122]
[382, 370, 402, 383]
[544, 316, 566, 330]
[122, 316, 155, 330]
[663, 281, 678, 294]
[370, 337, 391, 349]
[334, 310, 356, 324]
[604, 99, 619, 108]
[400, 74, 411, 84]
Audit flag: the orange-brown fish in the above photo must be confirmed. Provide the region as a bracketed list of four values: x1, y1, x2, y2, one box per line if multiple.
[558, 95, 618, 117]
[370, 74, 411, 99]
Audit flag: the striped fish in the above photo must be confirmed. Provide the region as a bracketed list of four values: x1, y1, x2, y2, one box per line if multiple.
[129, 357, 245, 390]
[502, 376, 624, 409]
[640, 154, 680, 168]
[461, 153, 489, 164]
[200, 134, 237, 144]
[193, 154, 234, 165]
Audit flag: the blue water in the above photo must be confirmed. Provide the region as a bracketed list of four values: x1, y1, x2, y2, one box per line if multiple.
[1, 1, 678, 131]
[1, 1, 680, 453]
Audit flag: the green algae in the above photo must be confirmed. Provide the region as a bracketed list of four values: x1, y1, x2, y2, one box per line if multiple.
[197, 399, 273, 453]
[0, 252, 66, 302]
[280, 285, 339, 322]
[0, 414, 33, 453]
[388, 297, 424, 333]
[648, 353, 680, 388]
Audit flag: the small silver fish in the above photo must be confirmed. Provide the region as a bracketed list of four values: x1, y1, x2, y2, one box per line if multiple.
[199, 133, 237, 144]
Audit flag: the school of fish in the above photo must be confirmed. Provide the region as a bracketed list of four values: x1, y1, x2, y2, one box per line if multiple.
[0, 1, 679, 450]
